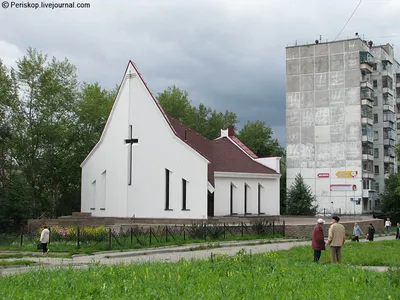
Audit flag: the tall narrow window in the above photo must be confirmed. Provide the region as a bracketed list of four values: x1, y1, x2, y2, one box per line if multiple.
[90, 180, 96, 211]
[258, 184, 261, 215]
[99, 171, 106, 210]
[182, 179, 187, 210]
[244, 184, 248, 215]
[230, 183, 234, 215]
[165, 169, 170, 210]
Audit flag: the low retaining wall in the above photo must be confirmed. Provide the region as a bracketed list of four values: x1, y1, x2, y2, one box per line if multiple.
[27, 216, 385, 239]
[285, 219, 385, 239]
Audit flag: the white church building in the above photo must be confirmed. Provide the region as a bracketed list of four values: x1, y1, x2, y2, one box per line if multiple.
[80, 61, 281, 220]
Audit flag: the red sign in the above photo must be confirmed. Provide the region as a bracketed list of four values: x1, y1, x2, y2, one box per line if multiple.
[317, 173, 330, 178]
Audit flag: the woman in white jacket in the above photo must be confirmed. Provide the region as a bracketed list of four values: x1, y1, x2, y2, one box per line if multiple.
[40, 226, 50, 255]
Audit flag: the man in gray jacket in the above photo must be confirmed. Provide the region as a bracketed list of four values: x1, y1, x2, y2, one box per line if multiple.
[326, 216, 346, 264]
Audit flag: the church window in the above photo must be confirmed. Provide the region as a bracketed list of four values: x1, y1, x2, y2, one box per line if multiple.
[165, 169, 171, 210]
[182, 179, 187, 210]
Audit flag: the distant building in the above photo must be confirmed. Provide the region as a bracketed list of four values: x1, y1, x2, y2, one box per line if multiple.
[80, 61, 281, 219]
[285, 37, 400, 215]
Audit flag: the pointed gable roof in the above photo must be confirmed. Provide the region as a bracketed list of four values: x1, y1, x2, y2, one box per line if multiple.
[81, 60, 279, 185]
[81, 61, 210, 167]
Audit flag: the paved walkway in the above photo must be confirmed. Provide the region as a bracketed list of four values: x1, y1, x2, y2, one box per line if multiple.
[0, 235, 395, 276]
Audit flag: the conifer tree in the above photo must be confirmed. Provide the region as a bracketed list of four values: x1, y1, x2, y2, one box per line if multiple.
[287, 173, 318, 215]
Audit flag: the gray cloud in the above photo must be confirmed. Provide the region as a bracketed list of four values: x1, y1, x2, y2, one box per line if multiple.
[1, 0, 399, 147]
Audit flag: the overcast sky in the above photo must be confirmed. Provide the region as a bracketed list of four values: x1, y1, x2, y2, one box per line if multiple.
[1, 0, 400, 147]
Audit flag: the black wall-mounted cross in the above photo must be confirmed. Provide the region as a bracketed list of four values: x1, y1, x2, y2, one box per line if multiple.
[125, 125, 139, 185]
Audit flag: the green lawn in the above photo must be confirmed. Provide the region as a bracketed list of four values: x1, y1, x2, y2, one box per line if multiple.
[277, 239, 400, 266]
[1, 240, 399, 299]
[0, 259, 36, 266]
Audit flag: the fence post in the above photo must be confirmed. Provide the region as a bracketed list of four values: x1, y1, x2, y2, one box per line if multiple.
[20, 227, 23, 247]
[166, 226, 168, 243]
[183, 225, 186, 241]
[273, 221, 275, 235]
[223, 223, 226, 240]
[108, 228, 112, 249]
[241, 222, 244, 237]
[149, 227, 152, 245]
[204, 223, 207, 241]
[77, 227, 80, 249]
[130, 227, 133, 245]
[283, 220, 285, 237]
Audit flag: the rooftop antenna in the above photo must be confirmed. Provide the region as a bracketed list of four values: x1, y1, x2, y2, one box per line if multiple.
[320, 34, 322, 41]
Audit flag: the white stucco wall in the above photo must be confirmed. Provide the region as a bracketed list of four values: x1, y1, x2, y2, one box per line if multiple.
[213, 173, 280, 216]
[81, 63, 209, 219]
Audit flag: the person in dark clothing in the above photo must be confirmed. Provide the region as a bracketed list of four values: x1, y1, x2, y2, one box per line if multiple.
[368, 223, 375, 241]
[311, 218, 326, 262]
[396, 223, 400, 239]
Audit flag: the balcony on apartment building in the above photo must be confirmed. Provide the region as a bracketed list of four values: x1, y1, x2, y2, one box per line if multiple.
[384, 164, 395, 179]
[362, 160, 374, 181]
[361, 124, 373, 143]
[362, 143, 374, 161]
[362, 171, 375, 180]
[362, 178, 375, 198]
[361, 106, 373, 126]
[383, 112, 396, 129]
[383, 94, 395, 113]
[382, 75, 394, 96]
[361, 86, 374, 101]
[360, 51, 374, 72]
[384, 145, 395, 163]
[361, 70, 373, 90]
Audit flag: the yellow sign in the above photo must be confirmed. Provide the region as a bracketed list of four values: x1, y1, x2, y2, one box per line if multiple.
[336, 171, 358, 178]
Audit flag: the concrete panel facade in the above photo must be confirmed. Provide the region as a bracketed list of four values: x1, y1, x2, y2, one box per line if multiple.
[286, 38, 365, 215]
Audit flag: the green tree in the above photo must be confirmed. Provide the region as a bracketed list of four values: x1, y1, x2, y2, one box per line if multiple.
[12, 48, 79, 218]
[157, 85, 195, 126]
[0, 173, 32, 227]
[380, 173, 400, 222]
[157, 85, 238, 140]
[237, 121, 284, 157]
[286, 173, 317, 215]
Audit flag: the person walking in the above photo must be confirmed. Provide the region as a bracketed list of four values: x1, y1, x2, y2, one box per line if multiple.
[368, 223, 375, 241]
[396, 223, 400, 239]
[385, 218, 392, 235]
[326, 215, 346, 264]
[311, 218, 326, 262]
[352, 222, 363, 242]
[40, 225, 50, 255]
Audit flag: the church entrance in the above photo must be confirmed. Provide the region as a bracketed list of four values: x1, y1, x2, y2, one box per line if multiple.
[207, 191, 214, 217]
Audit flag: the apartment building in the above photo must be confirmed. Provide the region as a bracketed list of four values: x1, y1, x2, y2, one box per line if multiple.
[285, 37, 400, 215]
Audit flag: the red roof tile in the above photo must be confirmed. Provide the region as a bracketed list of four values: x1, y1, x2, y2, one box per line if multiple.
[166, 116, 279, 185]
[230, 136, 258, 159]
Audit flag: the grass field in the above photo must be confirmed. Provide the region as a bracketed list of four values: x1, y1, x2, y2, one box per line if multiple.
[0, 240, 399, 299]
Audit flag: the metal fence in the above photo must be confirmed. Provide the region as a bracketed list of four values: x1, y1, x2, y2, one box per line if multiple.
[0, 220, 285, 250]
